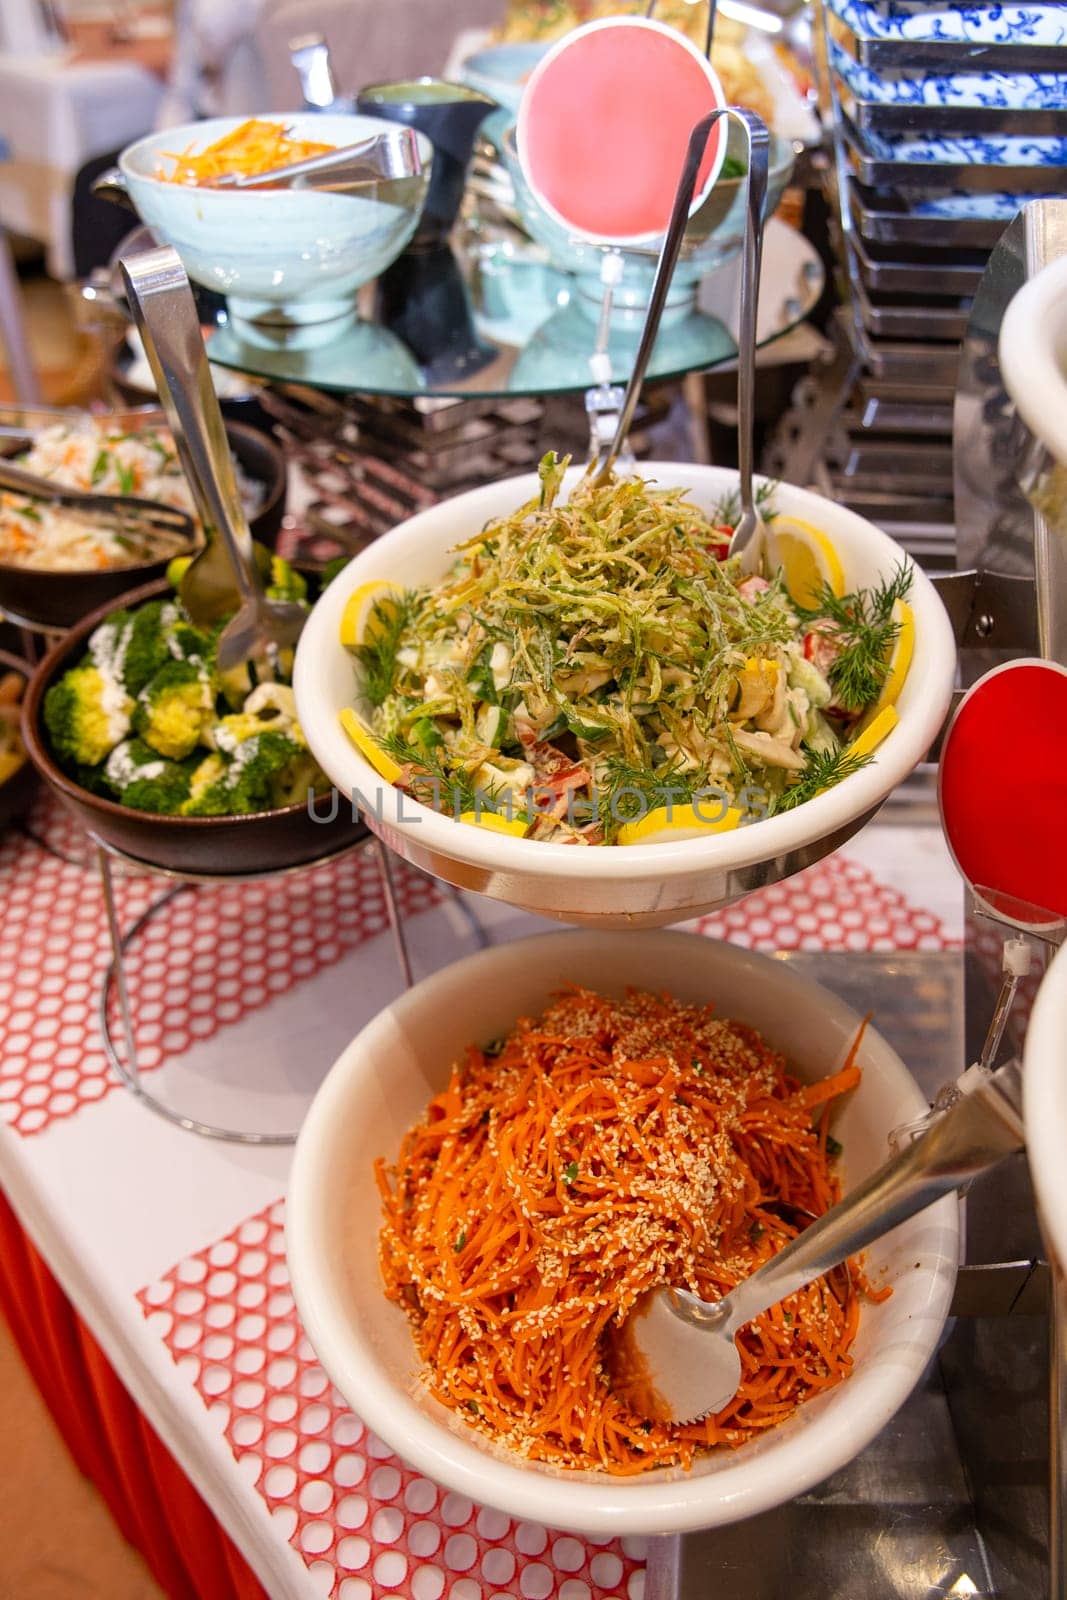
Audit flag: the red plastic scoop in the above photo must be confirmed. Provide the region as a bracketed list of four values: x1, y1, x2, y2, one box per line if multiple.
[516, 17, 726, 244]
[939, 658, 1067, 931]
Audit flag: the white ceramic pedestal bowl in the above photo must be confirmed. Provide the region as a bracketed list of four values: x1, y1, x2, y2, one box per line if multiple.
[286, 930, 959, 1537]
[119, 114, 432, 343]
[293, 463, 956, 928]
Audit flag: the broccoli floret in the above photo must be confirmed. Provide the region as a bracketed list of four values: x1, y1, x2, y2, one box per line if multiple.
[133, 659, 215, 759]
[123, 602, 212, 694]
[184, 730, 316, 816]
[87, 607, 133, 674]
[118, 601, 176, 694]
[181, 752, 229, 814]
[201, 619, 253, 709]
[72, 762, 114, 798]
[266, 555, 307, 604]
[44, 663, 133, 768]
[104, 737, 193, 814]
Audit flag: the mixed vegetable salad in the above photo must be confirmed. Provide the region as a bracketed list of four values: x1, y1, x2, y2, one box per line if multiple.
[342, 456, 914, 846]
[44, 556, 329, 819]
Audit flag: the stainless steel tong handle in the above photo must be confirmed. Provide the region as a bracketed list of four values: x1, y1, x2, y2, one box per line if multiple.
[678, 1059, 1025, 1341]
[590, 107, 769, 486]
[215, 127, 422, 191]
[119, 245, 258, 604]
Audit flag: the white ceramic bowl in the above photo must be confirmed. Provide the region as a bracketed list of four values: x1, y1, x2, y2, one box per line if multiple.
[1024, 940, 1067, 1271]
[119, 115, 432, 334]
[999, 252, 1067, 467]
[293, 463, 956, 928]
[286, 930, 959, 1536]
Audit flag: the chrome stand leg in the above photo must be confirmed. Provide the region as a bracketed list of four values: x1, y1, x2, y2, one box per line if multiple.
[644, 1535, 682, 1600]
[96, 842, 299, 1144]
[375, 837, 414, 989]
[1051, 1265, 1067, 1600]
[98, 842, 142, 1085]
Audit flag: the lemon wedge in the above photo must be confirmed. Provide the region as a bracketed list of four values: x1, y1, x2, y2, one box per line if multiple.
[847, 704, 899, 761]
[617, 802, 745, 847]
[860, 598, 915, 729]
[339, 581, 402, 651]
[766, 517, 845, 609]
[457, 809, 529, 837]
[338, 707, 402, 783]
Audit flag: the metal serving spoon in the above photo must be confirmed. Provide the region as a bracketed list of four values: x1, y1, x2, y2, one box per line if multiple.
[618, 1056, 1024, 1425]
[587, 108, 769, 582]
[0, 456, 194, 552]
[120, 246, 305, 671]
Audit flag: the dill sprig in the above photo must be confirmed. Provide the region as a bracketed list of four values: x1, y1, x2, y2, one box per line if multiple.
[797, 565, 913, 711]
[711, 478, 778, 529]
[376, 729, 501, 816]
[355, 592, 414, 707]
[771, 745, 875, 814]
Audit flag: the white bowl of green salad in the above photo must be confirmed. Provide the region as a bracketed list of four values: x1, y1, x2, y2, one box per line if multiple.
[293, 461, 956, 927]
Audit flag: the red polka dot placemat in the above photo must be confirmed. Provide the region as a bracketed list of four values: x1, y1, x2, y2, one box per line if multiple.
[1, 794, 956, 1142]
[695, 852, 956, 952]
[0, 796, 442, 1139]
[138, 1200, 647, 1600]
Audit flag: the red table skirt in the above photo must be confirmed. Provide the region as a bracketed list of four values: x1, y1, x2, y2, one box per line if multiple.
[0, 1185, 267, 1600]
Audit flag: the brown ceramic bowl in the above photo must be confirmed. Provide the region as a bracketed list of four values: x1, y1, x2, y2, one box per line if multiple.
[0, 420, 287, 632]
[22, 580, 367, 876]
[0, 650, 39, 830]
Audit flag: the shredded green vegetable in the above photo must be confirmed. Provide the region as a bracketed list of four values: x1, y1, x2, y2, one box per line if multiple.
[348, 456, 912, 844]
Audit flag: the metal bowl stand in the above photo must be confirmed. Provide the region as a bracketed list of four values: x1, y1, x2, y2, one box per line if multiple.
[92, 831, 486, 1144]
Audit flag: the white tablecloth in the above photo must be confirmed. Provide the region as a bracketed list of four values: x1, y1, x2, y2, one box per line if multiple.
[0, 798, 963, 1598]
[0, 51, 162, 276]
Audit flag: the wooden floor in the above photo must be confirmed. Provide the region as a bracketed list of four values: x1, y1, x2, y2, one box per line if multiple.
[0, 1314, 163, 1598]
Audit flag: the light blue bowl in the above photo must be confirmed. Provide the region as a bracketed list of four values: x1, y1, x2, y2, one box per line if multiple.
[459, 43, 548, 115]
[500, 122, 794, 324]
[119, 114, 433, 341]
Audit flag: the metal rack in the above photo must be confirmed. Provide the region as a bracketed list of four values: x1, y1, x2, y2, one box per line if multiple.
[765, 168, 1067, 1595]
[801, 0, 1067, 554]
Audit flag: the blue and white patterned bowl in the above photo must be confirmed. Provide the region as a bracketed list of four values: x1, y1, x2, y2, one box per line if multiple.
[850, 119, 1067, 165]
[908, 188, 1056, 218]
[829, 36, 1067, 107]
[827, 0, 1067, 45]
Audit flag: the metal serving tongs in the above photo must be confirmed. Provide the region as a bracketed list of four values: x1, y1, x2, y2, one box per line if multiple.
[586, 107, 770, 576]
[120, 246, 305, 671]
[91, 126, 421, 210]
[211, 126, 422, 192]
[618, 1056, 1025, 1425]
[0, 456, 194, 552]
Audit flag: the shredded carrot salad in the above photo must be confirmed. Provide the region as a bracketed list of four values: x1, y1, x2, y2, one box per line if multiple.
[158, 118, 336, 186]
[377, 986, 887, 1475]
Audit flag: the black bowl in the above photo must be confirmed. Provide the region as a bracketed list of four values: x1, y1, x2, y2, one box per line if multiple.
[0, 420, 288, 632]
[0, 650, 39, 830]
[22, 580, 367, 876]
